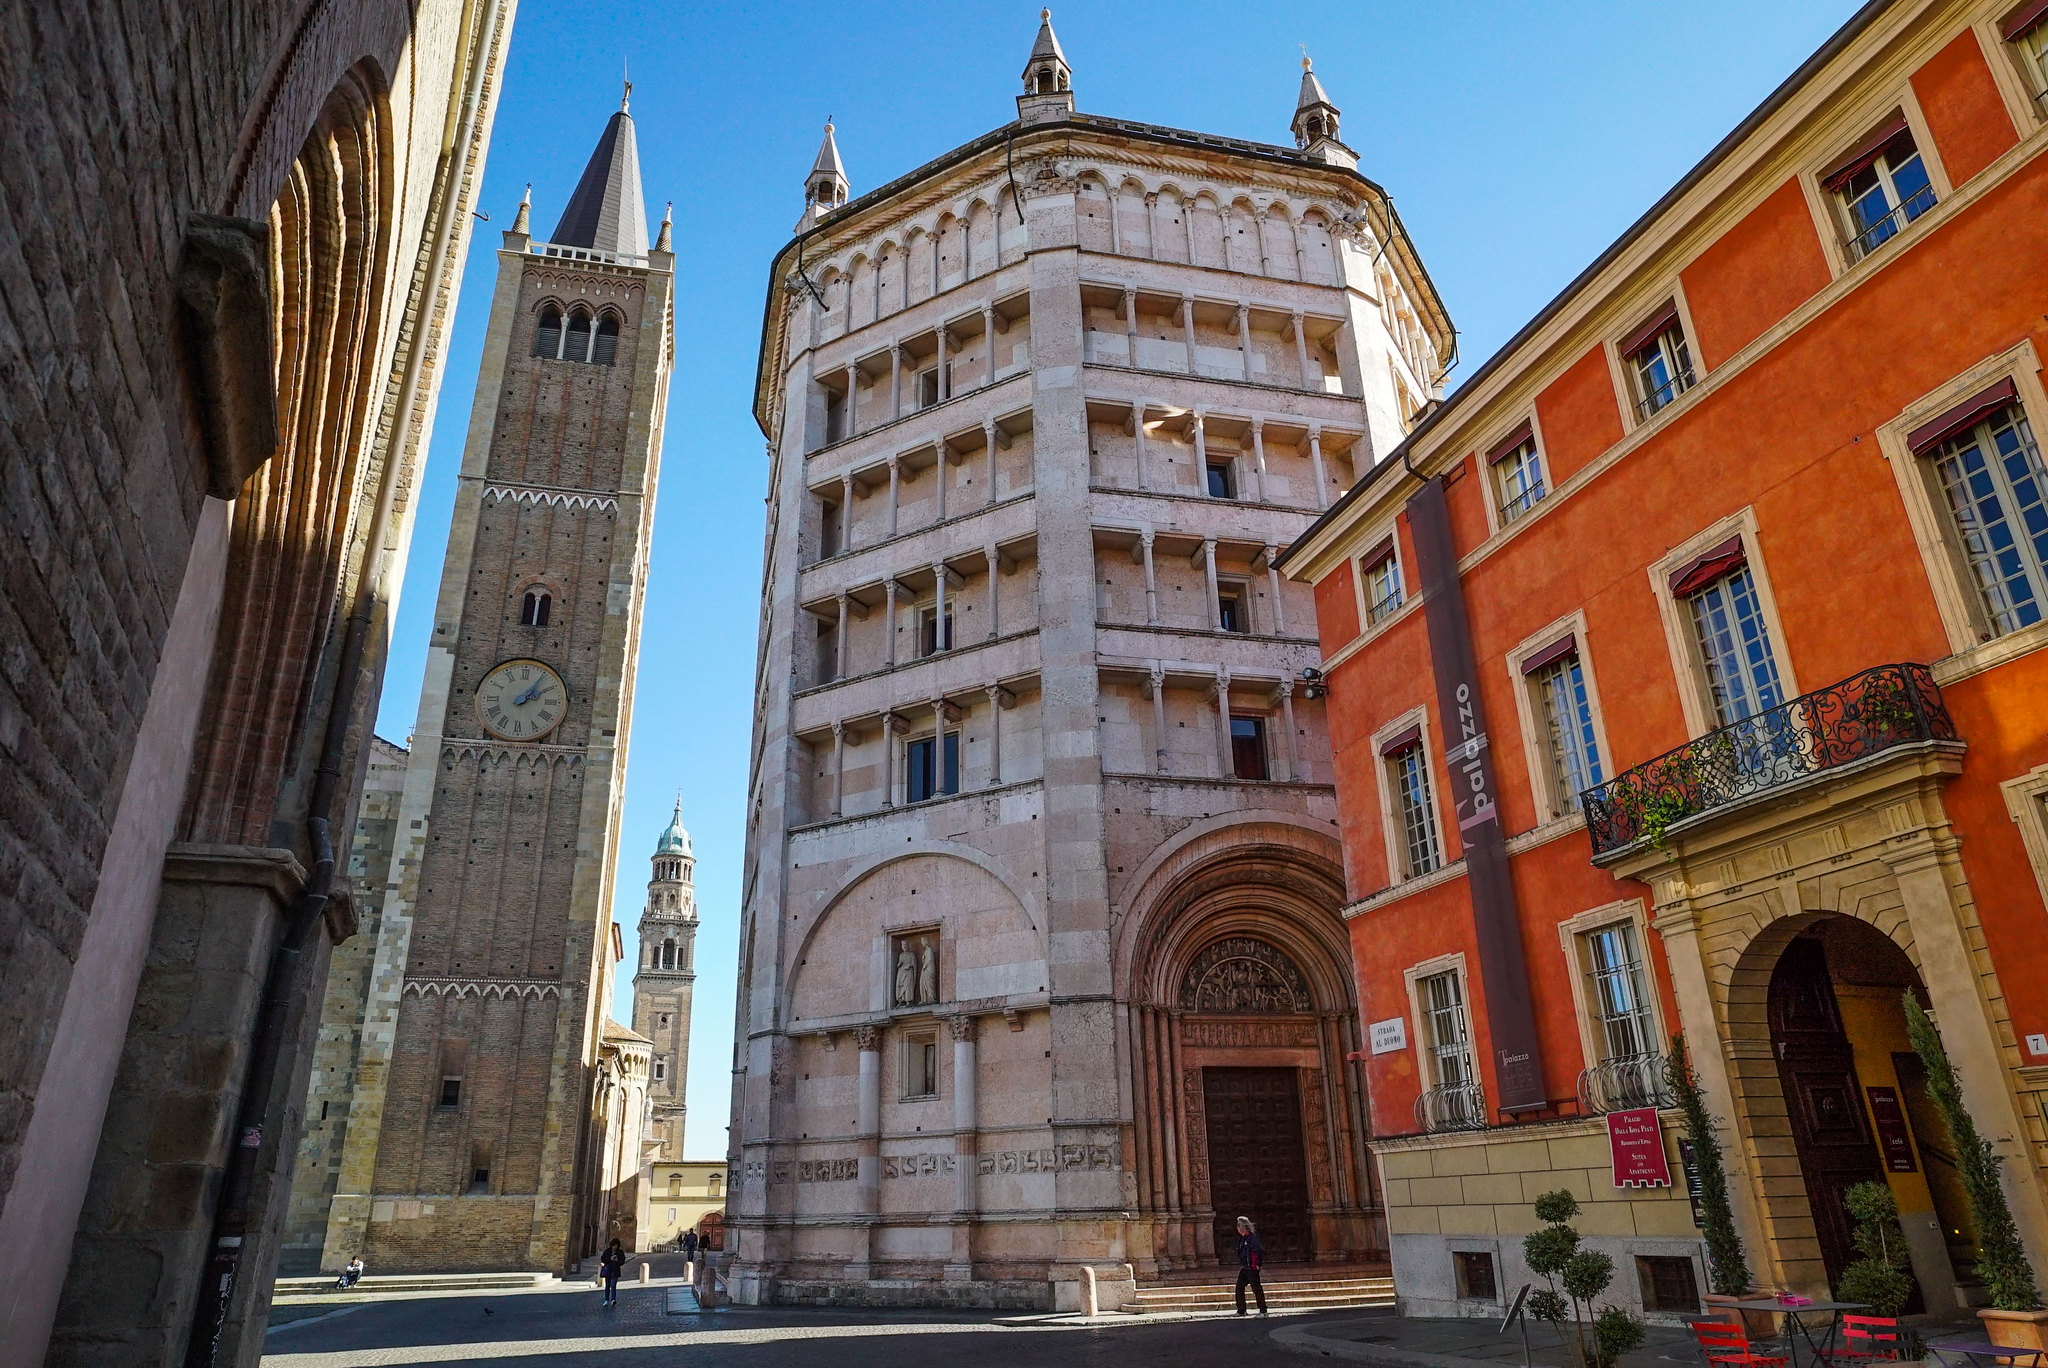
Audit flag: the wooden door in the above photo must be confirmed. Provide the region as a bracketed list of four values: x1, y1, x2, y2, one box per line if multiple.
[1203, 1067, 1313, 1264]
[1768, 937, 1892, 1290]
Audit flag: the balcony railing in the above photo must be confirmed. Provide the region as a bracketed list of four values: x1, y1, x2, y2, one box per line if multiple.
[1845, 184, 1937, 263]
[1581, 662, 1957, 859]
[1414, 1080, 1488, 1134]
[1577, 1051, 1674, 1114]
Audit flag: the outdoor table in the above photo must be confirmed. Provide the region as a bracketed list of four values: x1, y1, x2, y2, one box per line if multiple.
[1724, 1299, 1870, 1368]
[1927, 1341, 2048, 1368]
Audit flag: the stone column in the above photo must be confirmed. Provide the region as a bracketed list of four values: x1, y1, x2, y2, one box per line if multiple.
[950, 1015, 979, 1278]
[1250, 420, 1269, 502]
[890, 344, 903, 421]
[1308, 426, 1329, 510]
[1191, 411, 1208, 495]
[887, 455, 901, 538]
[1122, 286, 1138, 366]
[932, 698, 951, 793]
[1293, 311, 1313, 390]
[856, 1024, 882, 1271]
[984, 546, 1001, 639]
[1218, 206, 1234, 272]
[1200, 537, 1219, 629]
[1179, 294, 1197, 375]
[1148, 665, 1168, 774]
[1212, 669, 1234, 778]
[1139, 529, 1159, 626]
[984, 685, 1005, 784]
[1236, 303, 1252, 382]
[1278, 679, 1299, 782]
[1263, 544, 1287, 635]
[840, 473, 857, 552]
[846, 362, 860, 437]
[983, 418, 999, 507]
[1133, 403, 1151, 490]
[1144, 194, 1161, 260]
[881, 714, 900, 807]
[937, 326, 951, 402]
[831, 720, 846, 818]
[931, 563, 949, 654]
[883, 580, 899, 668]
[834, 593, 851, 680]
[981, 304, 998, 387]
[935, 451, 948, 523]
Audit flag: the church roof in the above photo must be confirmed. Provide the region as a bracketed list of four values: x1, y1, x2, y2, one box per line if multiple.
[811, 122, 846, 182]
[1025, 8, 1068, 73]
[551, 95, 648, 258]
[1297, 59, 1336, 114]
[655, 796, 692, 857]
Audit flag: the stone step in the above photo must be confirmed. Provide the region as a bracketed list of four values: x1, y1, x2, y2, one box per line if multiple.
[273, 1272, 557, 1295]
[1126, 1277, 1394, 1313]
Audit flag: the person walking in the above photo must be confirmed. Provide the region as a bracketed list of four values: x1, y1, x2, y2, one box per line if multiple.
[682, 1228, 698, 1270]
[599, 1238, 626, 1307]
[1234, 1216, 1268, 1317]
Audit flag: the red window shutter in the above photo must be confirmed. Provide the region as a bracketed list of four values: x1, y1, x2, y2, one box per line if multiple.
[1617, 303, 1681, 360]
[1358, 536, 1397, 572]
[1379, 724, 1423, 757]
[1819, 112, 1911, 192]
[1488, 420, 1536, 464]
[2002, 0, 2048, 41]
[1668, 536, 1747, 597]
[1906, 378, 2019, 454]
[1520, 634, 1579, 676]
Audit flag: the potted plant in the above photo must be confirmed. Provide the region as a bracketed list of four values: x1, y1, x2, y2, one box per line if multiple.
[1903, 994, 2045, 1346]
[1666, 1035, 1766, 1335]
[1525, 1189, 1647, 1368]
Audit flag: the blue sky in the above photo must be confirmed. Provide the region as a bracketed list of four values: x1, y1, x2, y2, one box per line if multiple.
[376, 0, 1858, 1159]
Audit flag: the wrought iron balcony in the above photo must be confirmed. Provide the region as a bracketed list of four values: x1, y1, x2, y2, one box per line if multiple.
[1577, 1052, 1674, 1115]
[1414, 1080, 1488, 1134]
[1581, 663, 1957, 860]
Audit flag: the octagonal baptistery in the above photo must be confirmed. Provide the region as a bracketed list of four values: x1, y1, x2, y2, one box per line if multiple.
[733, 12, 1454, 1310]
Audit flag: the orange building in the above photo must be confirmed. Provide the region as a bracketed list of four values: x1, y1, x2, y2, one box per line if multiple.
[1282, 0, 2048, 1323]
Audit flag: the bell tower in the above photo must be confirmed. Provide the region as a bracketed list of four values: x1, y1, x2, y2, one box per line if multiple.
[632, 799, 697, 1160]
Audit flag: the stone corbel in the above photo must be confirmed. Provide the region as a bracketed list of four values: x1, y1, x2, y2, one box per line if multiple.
[984, 683, 1016, 710]
[1002, 1007, 1024, 1032]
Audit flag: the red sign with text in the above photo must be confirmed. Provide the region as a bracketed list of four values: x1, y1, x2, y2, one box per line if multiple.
[1608, 1108, 1672, 1189]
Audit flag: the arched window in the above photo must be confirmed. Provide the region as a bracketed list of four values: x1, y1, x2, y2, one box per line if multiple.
[535, 306, 562, 358]
[1036, 66, 1054, 94]
[593, 315, 620, 366]
[662, 940, 676, 970]
[565, 308, 592, 362]
[519, 589, 550, 626]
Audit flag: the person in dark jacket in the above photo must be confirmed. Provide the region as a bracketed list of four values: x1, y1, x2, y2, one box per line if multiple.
[682, 1228, 698, 1263]
[599, 1239, 626, 1306]
[1234, 1216, 1268, 1316]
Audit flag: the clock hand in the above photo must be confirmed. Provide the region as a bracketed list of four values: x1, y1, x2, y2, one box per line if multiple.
[513, 679, 544, 707]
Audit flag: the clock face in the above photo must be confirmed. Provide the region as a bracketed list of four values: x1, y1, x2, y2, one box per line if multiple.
[476, 659, 566, 741]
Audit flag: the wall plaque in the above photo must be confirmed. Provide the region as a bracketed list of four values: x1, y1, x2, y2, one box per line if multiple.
[1866, 1086, 1918, 1172]
[1369, 1017, 1408, 1054]
[1607, 1108, 1671, 1189]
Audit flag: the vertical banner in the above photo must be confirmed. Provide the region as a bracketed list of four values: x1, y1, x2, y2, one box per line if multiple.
[1406, 476, 1548, 1113]
[1607, 1108, 1673, 1188]
[1865, 1087, 1918, 1172]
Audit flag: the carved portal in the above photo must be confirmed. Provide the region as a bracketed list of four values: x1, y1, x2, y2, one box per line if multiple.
[1178, 937, 1313, 1014]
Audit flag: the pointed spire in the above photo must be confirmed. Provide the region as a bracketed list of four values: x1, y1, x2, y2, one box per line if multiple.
[1018, 9, 1074, 123]
[550, 100, 649, 257]
[654, 201, 672, 253]
[511, 183, 531, 236]
[655, 795, 691, 859]
[1292, 50, 1346, 159]
[799, 120, 851, 228]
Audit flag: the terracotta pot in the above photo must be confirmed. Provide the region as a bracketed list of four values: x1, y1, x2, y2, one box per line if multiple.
[1979, 1309, 2048, 1352]
[1704, 1292, 1781, 1342]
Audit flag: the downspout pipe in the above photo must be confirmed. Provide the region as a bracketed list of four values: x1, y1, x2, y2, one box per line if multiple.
[182, 2, 504, 1362]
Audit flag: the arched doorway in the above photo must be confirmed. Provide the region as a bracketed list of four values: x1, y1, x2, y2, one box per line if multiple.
[1120, 825, 1379, 1274]
[1765, 918, 1973, 1306]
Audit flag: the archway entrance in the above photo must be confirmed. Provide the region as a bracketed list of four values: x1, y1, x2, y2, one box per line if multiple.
[1203, 1066, 1312, 1262]
[1765, 919, 1973, 1306]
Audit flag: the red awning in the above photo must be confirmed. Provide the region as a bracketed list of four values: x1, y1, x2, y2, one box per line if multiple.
[2002, 0, 2048, 40]
[1521, 634, 1579, 676]
[1358, 536, 1397, 571]
[1488, 420, 1536, 464]
[1908, 378, 2019, 453]
[1819, 112, 1911, 192]
[1617, 303, 1680, 360]
[1668, 536, 1747, 596]
[1378, 724, 1423, 757]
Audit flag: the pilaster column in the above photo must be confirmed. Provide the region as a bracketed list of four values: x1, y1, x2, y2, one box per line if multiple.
[890, 344, 903, 421]
[845, 362, 860, 436]
[831, 720, 846, 818]
[1308, 425, 1329, 510]
[1263, 544, 1286, 635]
[840, 472, 856, 551]
[936, 326, 951, 401]
[1149, 665, 1168, 774]
[1277, 679, 1299, 782]
[856, 1024, 882, 1224]
[887, 455, 901, 537]
[1292, 311, 1313, 390]
[983, 546, 1001, 639]
[1139, 528, 1159, 625]
[1218, 206, 1234, 272]
[950, 1014, 979, 1271]
[1144, 194, 1161, 261]
[931, 562, 949, 654]
[1122, 286, 1138, 366]
[1179, 294, 1197, 375]
[884, 580, 899, 668]
[1191, 410, 1208, 495]
[1133, 403, 1151, 490]
[981, 304, 997, 386]
[982, 418, 999, 507]
[1213, 669, 1234, 778]
[983, 684, 1005, 784]
[1200, 536, 1219, 629]
[835, 593, 851, 680]
[1236, 303, 1252, 382]
[1250, 420, 1269, 502]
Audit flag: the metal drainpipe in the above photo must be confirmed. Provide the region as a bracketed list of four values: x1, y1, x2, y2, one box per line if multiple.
[182, 0, 504, 1361]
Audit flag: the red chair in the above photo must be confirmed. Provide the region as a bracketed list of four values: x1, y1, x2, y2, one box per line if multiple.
[1689, 1318, 1791, 1368]
[1835, 1315, 1904, 1365]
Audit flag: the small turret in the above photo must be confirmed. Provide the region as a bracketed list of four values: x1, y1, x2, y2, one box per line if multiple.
[798, 121, 850, 231]
[1292, 53, 1353, 168]
[1017, 9, 1074, 124]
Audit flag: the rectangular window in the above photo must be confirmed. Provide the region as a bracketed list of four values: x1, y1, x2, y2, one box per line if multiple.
[916, 368, 940, 409]
[1531, 652, 1604, 812]
[1493, 436, 1547, 525]
[468, 1142, 492, 1196]
[1418, 969, 1474, 1089]
[1830, 126, 1936, 263]
[1454, 1251, 1499, 1302]
[1363, 546, 1405, 626]
[1388, 741, 1442, 877]
[1930, 404, 2048, 636]
[1628, 319, 1696, 419]
[1231, 716, 1269, 781]
[824, 388, 847, 444]
[906, 733, 960, 803]
[1217, 584, 1248, 634]
[439, 1077, 462, 1108]
[2011, 5, 2048, 110]
[653, 1057, 667, 1083]
[1578, 921, 1656, 1063]
[919, 606, 954, 656]
[1688, 564, 1785, 726]
[1206, 461, 1236, 499]
[904, 1034, 939, 1099]
[1636, 1255, 1700, 1313]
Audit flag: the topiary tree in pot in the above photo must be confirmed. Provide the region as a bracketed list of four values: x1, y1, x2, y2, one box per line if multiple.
[1903, 994, 2043, 1347]
[1525, 1189, 1647, 1368]
[1665, 1035, 1752, 1296]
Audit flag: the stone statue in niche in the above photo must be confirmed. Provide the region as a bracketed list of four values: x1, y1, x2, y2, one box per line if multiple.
[918, 939, 938, 1003]
[895, 943, 917, 1006]
[893, 933, 940, 1006]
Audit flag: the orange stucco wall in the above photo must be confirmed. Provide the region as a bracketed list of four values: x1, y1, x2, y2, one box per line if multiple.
[1305, 51, 2048, 1140]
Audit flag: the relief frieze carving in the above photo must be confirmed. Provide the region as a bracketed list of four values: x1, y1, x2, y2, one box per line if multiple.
[1179, 937, 1313, 1014]
[1180, 1018, 1319, 1049]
